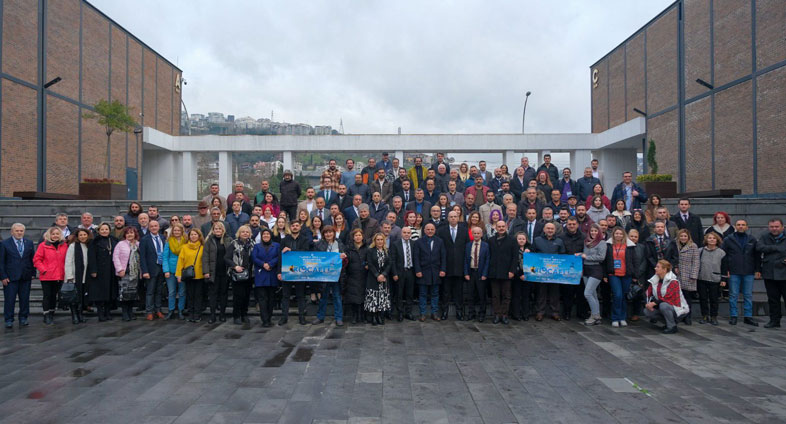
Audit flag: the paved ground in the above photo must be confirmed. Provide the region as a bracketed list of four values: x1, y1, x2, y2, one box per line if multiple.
[1, 314, 785, 424]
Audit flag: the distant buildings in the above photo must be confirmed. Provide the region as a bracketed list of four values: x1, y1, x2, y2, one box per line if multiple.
[182, 112, 338, 136]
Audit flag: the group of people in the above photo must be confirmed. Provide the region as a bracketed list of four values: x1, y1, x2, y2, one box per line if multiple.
[2, 154, 785, 334]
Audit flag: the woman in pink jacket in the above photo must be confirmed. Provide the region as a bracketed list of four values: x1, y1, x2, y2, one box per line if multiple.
[113, 227, 141, 321]
[33, 227, 68, 325]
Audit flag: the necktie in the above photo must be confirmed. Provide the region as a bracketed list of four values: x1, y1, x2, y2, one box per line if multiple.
[326, 190, 331, 202]
[683, 214, 688, 222]
[405, 192, 409, 202]
[319, 209, 323, 219]
[404, 241, 411, 269]
[658, 236, 663, 249]
[528, 222, 533, 240]
[154, 236, 162, 264]
[17, 239, 23, 257]
[473, 242, 479, 268]
[451, 227, 456, 242]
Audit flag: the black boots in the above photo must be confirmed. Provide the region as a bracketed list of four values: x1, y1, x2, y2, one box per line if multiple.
[70, 305, 79, 324]
[208, 309, 217, 324]
[97, 304, 107, 322]
[121, 305, 131, 321]
[351, 305, 360, 324]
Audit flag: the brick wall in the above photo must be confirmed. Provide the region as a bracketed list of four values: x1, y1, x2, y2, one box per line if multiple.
[714, 80, 752, 193]
[591, 62, 608, 133]
[127, 39, 142, 170]
[45, 0, 80, 101]
[608, 48, 626, 127]
[756, 67, 786, 194]
[683, 0, 711, 100]
[1, 80, 37, 196]
[109, 26, 127, 183]
[713, 0, 751, 87]
[142, 48, 156, 129]
[156, 59, 172, 135]
[625, 32, 645, 119]
[755, 0, 786, 70]
[2, 0, 38, 84]
[81, 6, 109, 109]
[45, 95, 79, 194]
[646, 8, 678, 115]
[684, 96, 712, 191]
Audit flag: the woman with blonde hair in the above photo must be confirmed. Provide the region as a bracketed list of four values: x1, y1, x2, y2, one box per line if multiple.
[203, 221, 232, 323]
[364, 232, 392, 325]
[458, 162, 470, 183]
[162, 222, 187, 319]
[672, 228, 699, 325]
[226, 224, 255, 324]
[271, 216, 290, 243]
[34, 227, 69, 325]
[176, 228, 205, 322]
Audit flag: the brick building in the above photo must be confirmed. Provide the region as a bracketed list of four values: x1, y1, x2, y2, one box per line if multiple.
[590, 0, 785, 195]
[0, 0, 181, 198]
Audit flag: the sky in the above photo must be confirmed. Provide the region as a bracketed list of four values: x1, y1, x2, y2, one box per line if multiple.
[91, 0, 673, 135]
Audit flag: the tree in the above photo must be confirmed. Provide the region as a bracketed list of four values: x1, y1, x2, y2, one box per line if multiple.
[646, 139, 658, 175]
[83, 99, 138, 177]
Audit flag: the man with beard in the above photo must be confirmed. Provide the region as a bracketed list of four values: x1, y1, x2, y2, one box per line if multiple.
[278, 221, 314, 326]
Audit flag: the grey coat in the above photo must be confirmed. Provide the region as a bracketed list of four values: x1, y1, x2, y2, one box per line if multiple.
[757, 232, 786, 280]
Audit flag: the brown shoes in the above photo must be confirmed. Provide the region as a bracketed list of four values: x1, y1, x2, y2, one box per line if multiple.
[155, 312, 165, 319]
[419, 316, 426, 322]
[146, 313, 154, 321]
[535, 314, 544, 321]
[552, 314, 561, 321]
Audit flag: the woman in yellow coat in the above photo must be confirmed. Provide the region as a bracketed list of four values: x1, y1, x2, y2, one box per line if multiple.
[176, 228, 205, 322]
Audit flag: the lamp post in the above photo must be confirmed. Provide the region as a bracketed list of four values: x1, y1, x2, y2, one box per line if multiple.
[521, 91, 531, 134]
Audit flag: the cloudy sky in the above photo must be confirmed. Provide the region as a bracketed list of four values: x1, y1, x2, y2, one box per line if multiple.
[92, 0, 672, 134]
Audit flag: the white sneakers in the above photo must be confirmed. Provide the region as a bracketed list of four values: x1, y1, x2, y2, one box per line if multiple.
[612, 320, 628, 328]
[612, 321, 619, 327]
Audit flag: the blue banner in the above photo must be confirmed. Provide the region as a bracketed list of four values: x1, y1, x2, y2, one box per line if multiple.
[521, 252, 583, 285]
[281, 251, 342, 282]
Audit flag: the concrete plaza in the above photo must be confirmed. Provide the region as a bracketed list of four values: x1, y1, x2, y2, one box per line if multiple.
[1, 315, 785, 423]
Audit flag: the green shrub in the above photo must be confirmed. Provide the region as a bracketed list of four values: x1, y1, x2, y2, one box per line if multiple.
[636, 174, 673, 183]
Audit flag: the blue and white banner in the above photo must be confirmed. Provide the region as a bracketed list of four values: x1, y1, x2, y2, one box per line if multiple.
[281, 251, 342, 282]
[521, 253, 583, 285]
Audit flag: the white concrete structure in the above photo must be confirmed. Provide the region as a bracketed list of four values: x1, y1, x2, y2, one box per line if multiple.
[142, 118, 646, 200]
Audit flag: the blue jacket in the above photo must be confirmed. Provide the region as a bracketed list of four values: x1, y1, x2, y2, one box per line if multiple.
[413, 236, 446, 285]
[225, 212, 250, 238]
[252, 242, 280, 287]
[576, 176, 601, 203]
[139, 233, 166, 279]
[161, 241, 180, 275]
[0, 237, 35, 281]
[463, 240, 490, 278]
[610, 182, 648, 210]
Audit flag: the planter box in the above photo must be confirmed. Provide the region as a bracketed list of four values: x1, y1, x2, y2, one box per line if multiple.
[641, 181, 678, 199]
[79, 183, 127, 200]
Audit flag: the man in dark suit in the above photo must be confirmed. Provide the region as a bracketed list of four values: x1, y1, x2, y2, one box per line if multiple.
[576, 167, 601, 203]
[413, 222, 446, 321]
[0, 223, 35, 328]
[518, 188, 545, 219]
[523, 207, 544, 242]
[391, 226, 417, 321]
[464, 226, 490, 321]
[488, 221, 517, 324]
[671, 198, 703, 247]
[423, 179, 441, 206]
[343, 194, 364, 227]
[368, 192, 390, 223]
[394, 179, 415, 207]
[405, 189, 432, 219]
[389, 196, 407, 227]
[505, 204, 526, 235]
[336, 184, 353, 212]
[310, 197, 334, 227]
[139, 220, 167, 320]
[437, 211, 470, 320]
[317, 178, 339, 208]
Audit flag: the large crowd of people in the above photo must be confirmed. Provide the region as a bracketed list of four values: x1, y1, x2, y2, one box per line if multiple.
[2, 154, 785, 334]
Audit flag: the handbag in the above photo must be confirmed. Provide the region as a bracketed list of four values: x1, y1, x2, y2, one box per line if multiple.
[59, 281, 79, 306]
[181, 246, 201, 280]
[230, 268, 250, 282]
[626, 282, 644, 301]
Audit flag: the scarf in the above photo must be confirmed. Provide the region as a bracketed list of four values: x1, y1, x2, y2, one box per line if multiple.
[168, 236, 186, 255]
[231, 238, 254, 266]
[127, 243, 140, 280]
[712, 224, 730, 235]
[74, 242, 87, 285]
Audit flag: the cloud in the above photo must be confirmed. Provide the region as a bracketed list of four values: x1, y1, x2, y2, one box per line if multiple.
[91, 0, 672, 134]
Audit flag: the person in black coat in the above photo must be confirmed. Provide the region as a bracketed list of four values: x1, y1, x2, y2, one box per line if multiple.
[0, 223, 36, 327]
[560, 217, 586, 320]
[464, 226, 490, 321]
[721, 219, 760, 326]
[413, 222, 446, 321]
[510, 230, 532, 322]
[756, 218, 786, 328]
[532, 223, 567, 321]
[343, 228, 368, 324]
[277, 221, 314, 325]
[390, 226, 417, 321]
[488, 221, 517, 324]
[671, 198, 704, 247]
[436, 211, 469, 320]
[224, 225, 255, 324]
[87, 223, 118, 321]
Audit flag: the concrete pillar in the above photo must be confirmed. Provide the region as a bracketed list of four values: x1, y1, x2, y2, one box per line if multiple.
[395, 150, 404, 164]
[503, 150, 515, 168]
[592, 149, 637, 190]
[570, 149, 593, 176]
[282, 151, 293, 174]
[181, 151, 198, 201]
[218, 151, 233, 198]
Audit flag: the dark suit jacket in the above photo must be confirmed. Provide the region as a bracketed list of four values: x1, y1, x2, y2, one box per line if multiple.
[317, 190, 339, 207]
[463, 240, 490, 277]
[0, 237, 35, 281]
[671, 212, 704, 247]
[487, 234, 517, 279]
[413, 236, 446, 285]
[405, 200, 432, 218]
[522, 220, 544, 241]
[310, 209, 334, 227]
[138, 233, 165, 279]
[391, 238, 416, 278]
[337, 195, 353, 212]
[506, 217, 526, 236]
[343, 206, 360, 227]
[436, 223, 470, 277]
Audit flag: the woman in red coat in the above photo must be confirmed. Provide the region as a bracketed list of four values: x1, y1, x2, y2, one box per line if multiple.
[33, 227, 68, 325]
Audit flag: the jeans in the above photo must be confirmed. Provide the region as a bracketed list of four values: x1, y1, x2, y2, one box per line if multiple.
[165, 274, 186, 311]
[583, 276, 602, 316]
[644, 302, 678, 329]
[728, 274, 754, 317]
[609, 275, 632, 321]
[317, 281, 343, 321]
[145, 269, 164, 313]
[418, 284, 439, 316]
[3, 280, 31, 323]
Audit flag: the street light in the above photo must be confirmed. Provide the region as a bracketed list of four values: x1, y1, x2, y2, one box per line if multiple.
[522, 91, 531, 134]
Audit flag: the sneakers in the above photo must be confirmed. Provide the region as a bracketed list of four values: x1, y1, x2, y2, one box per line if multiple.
[619, 320, 628, 327]
[584, 315, 601, 326]
[611, 321, 620, 328]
